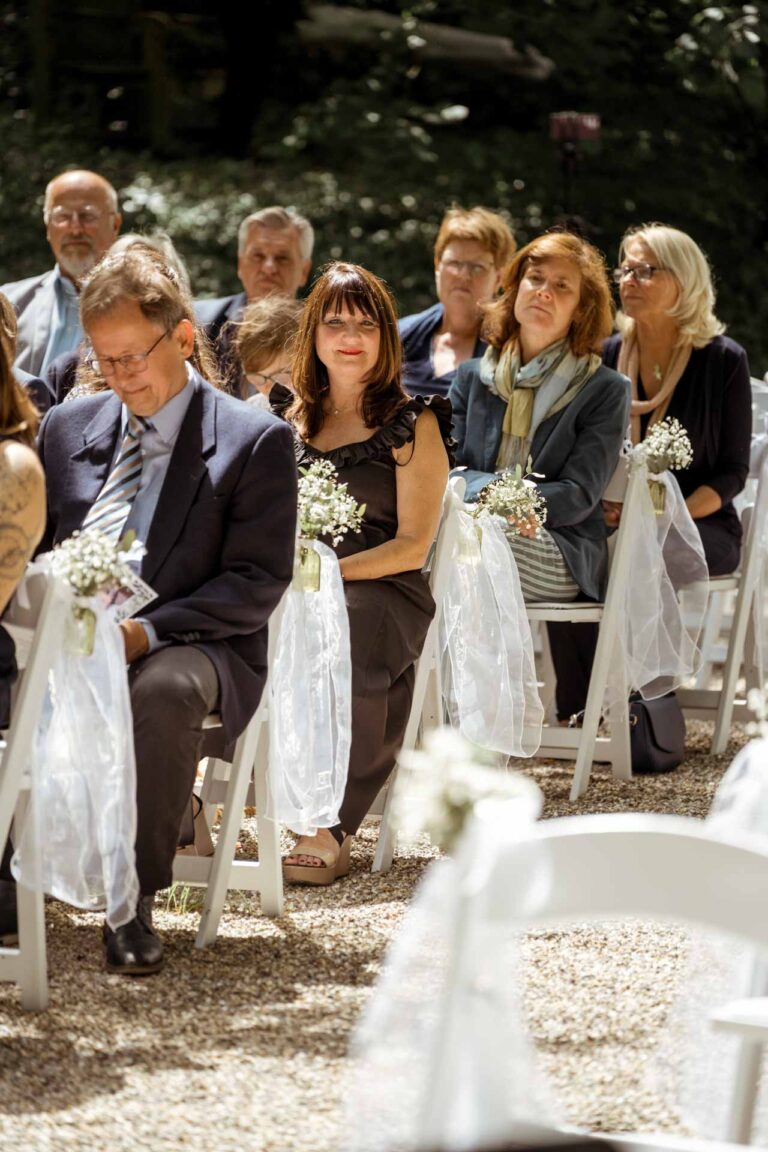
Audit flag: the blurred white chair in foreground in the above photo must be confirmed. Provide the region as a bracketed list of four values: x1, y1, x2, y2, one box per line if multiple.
[346, 810, 768, 1151]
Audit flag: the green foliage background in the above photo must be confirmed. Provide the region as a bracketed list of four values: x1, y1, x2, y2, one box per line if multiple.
[2, 0, 767, 371]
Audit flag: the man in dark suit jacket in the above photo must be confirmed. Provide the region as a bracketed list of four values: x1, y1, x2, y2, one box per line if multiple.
[36, 249, 297, 974]
[195, 206, 313, 391]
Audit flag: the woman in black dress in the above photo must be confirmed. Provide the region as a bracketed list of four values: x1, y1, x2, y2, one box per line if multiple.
[275, 263, 450, 884]
[0, 291, 47, 944]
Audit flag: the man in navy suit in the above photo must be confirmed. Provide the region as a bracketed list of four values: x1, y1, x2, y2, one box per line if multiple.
[1, 170, 121, 377]
[194, 206, 313, 389]
[36, 248, 297, 974]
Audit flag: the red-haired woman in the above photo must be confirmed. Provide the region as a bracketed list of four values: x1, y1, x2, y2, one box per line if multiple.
[448, 231, 630, 723]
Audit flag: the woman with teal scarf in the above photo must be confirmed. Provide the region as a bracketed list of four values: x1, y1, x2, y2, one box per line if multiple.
[448, 231, 630, 720]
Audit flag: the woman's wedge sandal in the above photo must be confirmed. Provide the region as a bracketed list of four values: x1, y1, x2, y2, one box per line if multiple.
[283, 832, 352, 886]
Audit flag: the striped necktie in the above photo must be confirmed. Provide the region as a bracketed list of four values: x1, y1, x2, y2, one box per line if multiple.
[82, 414, 149, 542]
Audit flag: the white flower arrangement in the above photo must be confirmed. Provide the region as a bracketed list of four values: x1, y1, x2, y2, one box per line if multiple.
[637, 418, 694, 474]
[392, 727, 542, 853]
[49, 529, 146, 656]
[50, 529, 142, 598]
[746, 688, 768, 739]
[475, 458, 547, 538]
[297, 458, 365, 546]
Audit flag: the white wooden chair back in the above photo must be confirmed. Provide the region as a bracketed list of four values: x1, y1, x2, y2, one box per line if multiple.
[527, 462, 647, 800]
[0, 569, 71, 1010]
[751, 377, 768, 435]
[419, 812, 768, 1149]
[372, 475, 466, 873]
[173, 592, 286, 947]
[679, 448, 768, 752]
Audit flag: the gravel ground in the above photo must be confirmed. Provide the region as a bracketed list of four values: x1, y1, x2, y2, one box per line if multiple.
[0, 721, 749, 1150]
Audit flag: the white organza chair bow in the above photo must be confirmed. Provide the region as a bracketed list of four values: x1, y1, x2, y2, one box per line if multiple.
[344, 804, 768, 1152]
[182, 539, 352, 940]
[532, 456, 707, 800]
[373, 476, 545, 873]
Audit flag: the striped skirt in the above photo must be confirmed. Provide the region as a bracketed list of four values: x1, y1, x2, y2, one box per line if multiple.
[505, 526, 580, 603]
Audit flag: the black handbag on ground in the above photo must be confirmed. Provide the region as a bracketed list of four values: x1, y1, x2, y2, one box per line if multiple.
[629, 691, 685, 774]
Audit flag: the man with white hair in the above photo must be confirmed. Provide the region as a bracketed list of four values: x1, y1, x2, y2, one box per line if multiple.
[0, 169, 121, 376]
[195, 205, 313, 352]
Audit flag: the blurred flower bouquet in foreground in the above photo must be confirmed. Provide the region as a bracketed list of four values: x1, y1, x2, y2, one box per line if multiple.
[295, 458, 365, 591]
[392, 727, 542, 853]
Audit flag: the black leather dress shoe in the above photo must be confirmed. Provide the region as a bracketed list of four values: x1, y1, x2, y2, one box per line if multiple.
[103, 894, 164, 975]
[0, 879, 18, 947]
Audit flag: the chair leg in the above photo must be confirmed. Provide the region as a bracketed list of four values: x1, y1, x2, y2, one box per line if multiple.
[724, 1037, 764, 1143]
[606, 675, 632, 783]
[372, 768, 399, 875]
[195, 728, 263, 948]
[13, 798, 48, 1011]
[252, 736, 283, 919]
[712, 575, 754, 755]
[569, 632, 617, 802]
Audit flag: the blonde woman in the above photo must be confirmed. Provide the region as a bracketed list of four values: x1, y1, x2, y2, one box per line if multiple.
[603, 223, 751, 576]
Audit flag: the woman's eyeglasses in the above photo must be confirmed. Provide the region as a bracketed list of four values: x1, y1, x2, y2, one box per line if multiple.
[612, 263, 664, 284]
[245, 367, 291, 389]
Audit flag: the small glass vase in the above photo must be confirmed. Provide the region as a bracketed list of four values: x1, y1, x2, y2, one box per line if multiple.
[66, 601, 97, 656]
[647, 477, 666, 515]
[293, 539, 321, 593]
[458, 521, 483, 564]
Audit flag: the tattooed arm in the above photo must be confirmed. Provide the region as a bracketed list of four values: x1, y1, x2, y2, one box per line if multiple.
[0, 441, 46, 615]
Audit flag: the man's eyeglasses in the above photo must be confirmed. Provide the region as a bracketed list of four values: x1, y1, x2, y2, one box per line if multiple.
[440, 259, 494, 279]
[47, 206, 113, 228]
[245, 367, 292, 389]
[612, 263, 664, 284]
[86, 330, 170, 376]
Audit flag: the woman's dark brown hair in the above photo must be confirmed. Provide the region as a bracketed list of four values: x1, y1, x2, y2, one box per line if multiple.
[288, 262, 408, 439]
[0, 293, 40, 447]
[483, 231, 614, 356]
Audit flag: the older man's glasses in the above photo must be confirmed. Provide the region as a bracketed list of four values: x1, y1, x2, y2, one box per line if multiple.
[86, 330, 170, 376]
[48, 206, 113, 228]
[612, 263, 664, 284]
[440, 259, 494, 279]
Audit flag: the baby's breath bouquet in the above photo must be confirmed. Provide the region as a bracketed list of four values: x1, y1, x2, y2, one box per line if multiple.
[50, 529, 142, 655]
[475, 457, 547, 539]
[636, 418, 694, 513]
[295, 458, 365, 591]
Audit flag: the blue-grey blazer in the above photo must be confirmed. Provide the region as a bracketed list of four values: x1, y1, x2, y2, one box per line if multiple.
[448, 361, 631, 600]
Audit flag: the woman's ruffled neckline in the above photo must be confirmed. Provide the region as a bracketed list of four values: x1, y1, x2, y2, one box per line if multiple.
[270, 384, 455, 468]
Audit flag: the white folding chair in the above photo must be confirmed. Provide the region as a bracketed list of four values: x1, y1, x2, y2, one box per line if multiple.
[0, 570, 71, 1010]
[371, 475, 465, 874]
[751, 377, 768, 436]
[526, 462, 648, 801]
[416, 812, 768, 1150]
[677, 450, 768, 753]
[172, 595, 285, 948]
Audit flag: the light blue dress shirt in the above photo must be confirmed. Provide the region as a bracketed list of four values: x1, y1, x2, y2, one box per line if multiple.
[40, 267, 84, 374]
[114, 365, 198, 649]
